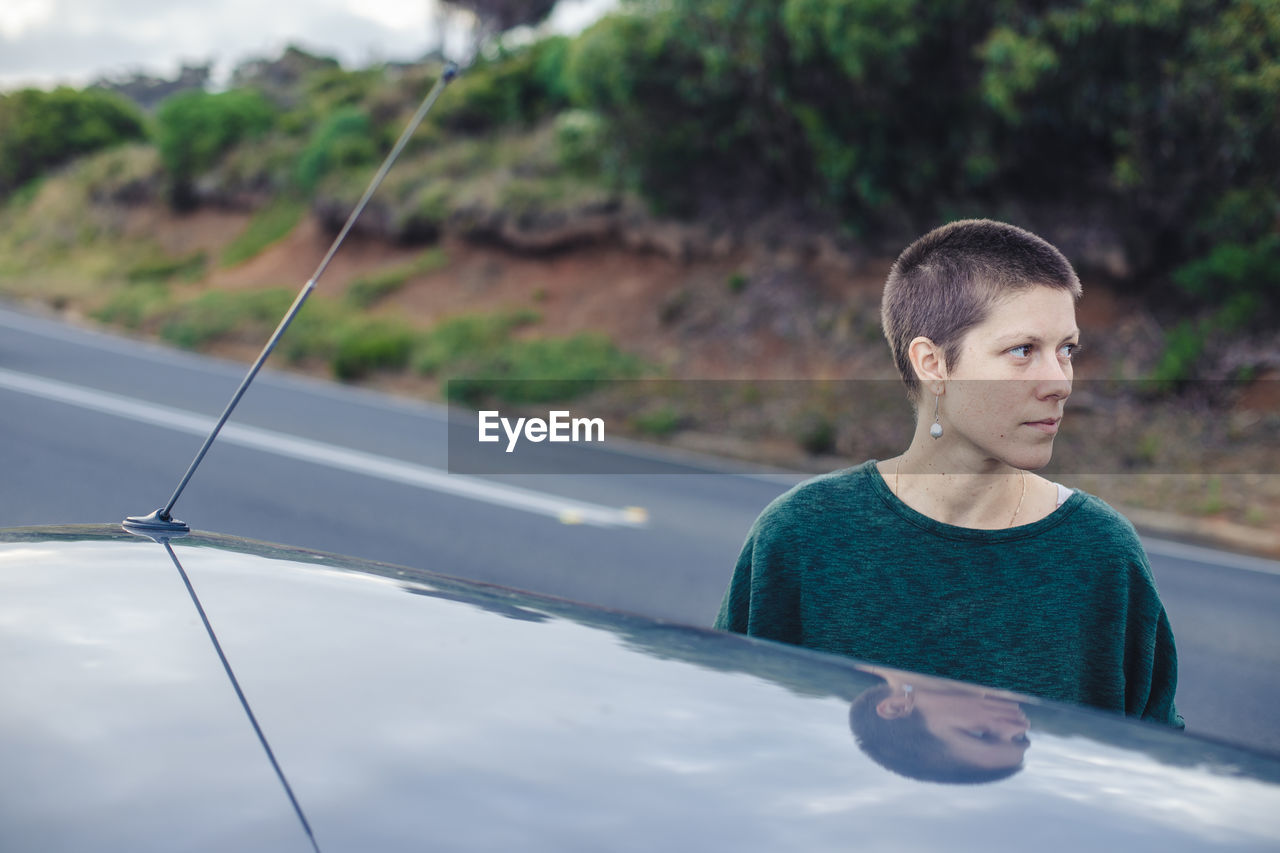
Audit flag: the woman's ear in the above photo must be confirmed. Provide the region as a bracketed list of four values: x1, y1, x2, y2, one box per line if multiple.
[875, 686, 916, 720]
[907, 336, 947, 396]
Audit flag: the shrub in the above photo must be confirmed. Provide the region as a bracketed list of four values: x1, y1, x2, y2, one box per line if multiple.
[553, 109, 609, 176]
[331, 321, 416, 379]
[631, 405, 683, 437]
[1172, 235, 1280, 332]
[92, 282, 171, 329]
[567, 0, 1280, 270]
[414, 309, 540, 375]
[296, 108, 379, 193]
[0, 87, 146, 195]
[154, 89, 275, 207]
[444, 333, 645, 405]
[433, 38, 572, 134]
[157, 289, 295, 349]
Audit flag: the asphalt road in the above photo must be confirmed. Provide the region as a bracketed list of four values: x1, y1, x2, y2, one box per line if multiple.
[2, 302, 1278, 755]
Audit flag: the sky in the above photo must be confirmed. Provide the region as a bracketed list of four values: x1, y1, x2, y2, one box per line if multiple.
[0, 0, 617, 91]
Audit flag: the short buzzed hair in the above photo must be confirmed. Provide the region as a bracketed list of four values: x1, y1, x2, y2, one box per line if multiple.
[881, 219, 1082, 403]
[848, 684, 1023, 785]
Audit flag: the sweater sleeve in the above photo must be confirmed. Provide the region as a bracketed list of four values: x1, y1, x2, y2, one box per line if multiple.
[1121, 544, 1184, 729]
[1137, 605, 1184, 729]
[713, 510, 803, 645]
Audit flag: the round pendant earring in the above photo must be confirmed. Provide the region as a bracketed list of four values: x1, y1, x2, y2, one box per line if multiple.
[930, 393, 943, 439]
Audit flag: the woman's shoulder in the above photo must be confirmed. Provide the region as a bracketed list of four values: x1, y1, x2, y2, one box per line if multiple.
[1051, 486, 1150, 564]
[753, 461, 880, 530]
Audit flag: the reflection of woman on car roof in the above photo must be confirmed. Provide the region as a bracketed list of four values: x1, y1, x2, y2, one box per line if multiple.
[715, 219, 1182, 728]
[850, 667, 1030, 785]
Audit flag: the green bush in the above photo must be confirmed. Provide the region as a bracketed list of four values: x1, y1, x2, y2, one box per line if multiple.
[158, 289, 295, 349]
[433, 38, 572, 134]
[631, 405, 683, 437]
[1172, 235, 1280, 328]
[0, 87, 146, 195]
[92, 282, 171, 329]
[566, 0, 1279, 269]
[444, 333, 645, 405]
[331, 321, 416, 379]
[553, 109, 609, 176]
[154, 89, 275, 207]
[794, 409, 837, 455]
[296, 107, 379, 193]
[414, 309, 541, 375]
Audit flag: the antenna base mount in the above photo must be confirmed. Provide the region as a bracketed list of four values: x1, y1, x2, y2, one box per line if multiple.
[123, 509, 191, 535]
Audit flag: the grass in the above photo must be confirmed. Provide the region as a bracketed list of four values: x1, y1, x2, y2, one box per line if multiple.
[344, 248, 448, 308]
[91, 282, 172, 329]
[221, 198, 306, 267]
[443, 333, 647, 406]
[631, 405, 683, 437]
[158, 289, 298, 349]
[413, 309, 541, 376]
[313, 119, 626, 245]
[331, 321, 416, 379]
[126, 250, 207, 284]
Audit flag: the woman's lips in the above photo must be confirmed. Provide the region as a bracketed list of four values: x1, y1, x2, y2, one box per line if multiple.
[1023, 418, 1060, 435]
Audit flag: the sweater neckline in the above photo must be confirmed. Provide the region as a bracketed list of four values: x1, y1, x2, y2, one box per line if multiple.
[862, 459, 1086, 541]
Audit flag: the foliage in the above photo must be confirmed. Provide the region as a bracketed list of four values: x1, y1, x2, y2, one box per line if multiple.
[433, 41, 572, 134]
[413, 309, 541, 375]
[344, 248, 450, 308]
[141, 287, 421, 379]
[568, 0, 1280, 266]
[221, 198, 306, 267]
[296, 107, 380, 192]
[331, 321, 416, 379]
[553, 109, 610, 175]
[157, 288, 296, 349]
[126, 250, 207, 283]
[92, 282, 171, 329]
[631, 405, 683, 436]
[1151, 233, 1280, 385]
[1172, 235, 1280, 332]
[444, 333, 646, 405]
[154, 89, 275, 207]
[0, 87, 146, 195]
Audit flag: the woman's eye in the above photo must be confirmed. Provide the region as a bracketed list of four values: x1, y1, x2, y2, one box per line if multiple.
[1060, 343, 1080, 359]
[1010, 345, 1033, 358]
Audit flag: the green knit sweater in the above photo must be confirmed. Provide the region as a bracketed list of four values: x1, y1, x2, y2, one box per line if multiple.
[715, 461, 1183, 728]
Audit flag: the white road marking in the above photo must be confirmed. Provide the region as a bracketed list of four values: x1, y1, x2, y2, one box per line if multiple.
[0, 304, 452, 416]
[0, 367, 646, 529]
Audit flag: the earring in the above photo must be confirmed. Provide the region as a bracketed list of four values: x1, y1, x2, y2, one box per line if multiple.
[930, 394, 943, 439]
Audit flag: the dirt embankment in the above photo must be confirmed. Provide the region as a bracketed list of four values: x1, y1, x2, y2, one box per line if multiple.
[116, 202, 1280, 556]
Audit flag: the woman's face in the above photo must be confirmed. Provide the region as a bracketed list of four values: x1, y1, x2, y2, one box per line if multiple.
[912, 685, 1031, 770]
[939, 286, 1079, 470]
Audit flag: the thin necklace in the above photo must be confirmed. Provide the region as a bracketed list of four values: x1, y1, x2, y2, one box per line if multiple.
[894, 457, 1027, 528]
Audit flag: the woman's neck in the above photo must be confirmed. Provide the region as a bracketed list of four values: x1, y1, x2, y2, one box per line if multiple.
[881, 449, 1029, 529]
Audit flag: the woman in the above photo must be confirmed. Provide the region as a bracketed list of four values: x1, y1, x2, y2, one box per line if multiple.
[714, 219, 1182, 728]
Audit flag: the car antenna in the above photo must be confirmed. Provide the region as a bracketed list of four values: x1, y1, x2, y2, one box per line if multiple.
[124, 62, 459, 535]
